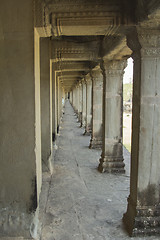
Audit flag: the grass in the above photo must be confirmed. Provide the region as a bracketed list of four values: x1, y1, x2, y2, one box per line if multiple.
[123, 83, 132, 102]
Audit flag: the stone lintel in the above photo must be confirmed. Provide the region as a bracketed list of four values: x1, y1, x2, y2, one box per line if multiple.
[52, 16, 121, 37]
[52, 61, 91, 72]
[51, 40, 99, 61]
[36, 26, 52, 38]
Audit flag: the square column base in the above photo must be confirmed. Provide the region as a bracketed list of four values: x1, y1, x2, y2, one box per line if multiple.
[83, 131, 91, 136]
[74, 110, 78, 116]
[84, 126, 92, 136]
[78, 112, 82, 123]
[98, 156, 125, 173]
[123, 196, 160, 237]
[82, 122, 86, 128]
[0, 208, 39, 239]
[89, 138, 102, 149]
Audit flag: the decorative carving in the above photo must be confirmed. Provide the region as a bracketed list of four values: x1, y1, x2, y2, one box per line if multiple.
[103, 60, 127, 76]
[141, 48, 160, 57]
[138, 29, 160, 48]
[127, 28, 160, 59]
[47, 0, 121, 14]
[53, 15, 121, 36]
[81, 78, 87, 85]
[85, 73, 92, 83]
[53, 46, 97, 62]
[47, 0, 122, 36]
[91, 65, 102, 80]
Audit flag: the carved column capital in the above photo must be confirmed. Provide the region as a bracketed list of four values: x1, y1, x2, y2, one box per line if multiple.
[85, 73, 92, 84]
[75, 83, 79, 89]
[138, 29, 160, 58]
[91, 64, 101, 77]
[81, 77, 87, 85]
[138, 29, 160, 47]
[103, 59, 127, 76]
[91, 65, 103, 84]
[127, 27, 160, 59]
[78, 81, 82, 87]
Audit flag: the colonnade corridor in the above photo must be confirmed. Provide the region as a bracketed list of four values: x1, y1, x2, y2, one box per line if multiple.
[38, 100, 157, 240]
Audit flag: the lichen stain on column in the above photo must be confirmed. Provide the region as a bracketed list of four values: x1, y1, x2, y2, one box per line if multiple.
[28, 177, 38, 213]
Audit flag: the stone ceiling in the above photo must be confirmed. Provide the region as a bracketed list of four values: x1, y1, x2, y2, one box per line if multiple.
[41, 0, 160, 92]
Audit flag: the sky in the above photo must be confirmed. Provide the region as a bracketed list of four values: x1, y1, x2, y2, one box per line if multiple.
[123, 57, 133, 84]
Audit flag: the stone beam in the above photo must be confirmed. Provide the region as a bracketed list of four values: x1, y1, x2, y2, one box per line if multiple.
[45, 0, 134, 36]
[60, 71, 85, 76]
[53, 61, 91, 72]
[51, 39, 99, 61]
[136, 0, 160, 22]
[102, 36, 132, 60]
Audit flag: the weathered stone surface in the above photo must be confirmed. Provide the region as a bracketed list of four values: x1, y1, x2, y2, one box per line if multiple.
[40, 38, 52, 172]
[1, 0, 160, 239]
[39, 100, 159, 240]
[123, 27, 160, 237]
[0, 1, 41, 238]
[52, 62, 58, 141]
[82, 79, 87, 127]
[98, 60, 126, 173]
[84, 74, 92, 135]
[89, 66, 103, 149]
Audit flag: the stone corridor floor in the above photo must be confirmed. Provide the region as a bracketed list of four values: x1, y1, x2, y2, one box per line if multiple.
[39, 100, 159, 240]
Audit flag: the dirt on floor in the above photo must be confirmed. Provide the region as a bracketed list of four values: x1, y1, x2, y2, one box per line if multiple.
[38, 102, 158, 240]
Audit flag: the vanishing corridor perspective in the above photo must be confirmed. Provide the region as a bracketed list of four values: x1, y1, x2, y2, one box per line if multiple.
[39, 101, 159, 240]
[1, 0, 160, 239]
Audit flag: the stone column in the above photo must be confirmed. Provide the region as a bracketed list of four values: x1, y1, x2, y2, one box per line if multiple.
[72, 87, 76, 111]
[98, 60, 126, 173]
[75, 85, 79, 116]
[123, 28, 160, 237]
[73, 86, 78, 114]
[0, 1, 41, 238]
[78, 82, 83, 124]
[85, 73, 92, 135]
[71, 90, 73, 106]
[58, 81, 63, 120]
[52, 65, 57, 142]
[89, 66, 103, 149]
[82, 79, 87, 127]
[40, 38, 52, 172]
[56, 75, 60, 133]
[70, 90, 73, 105]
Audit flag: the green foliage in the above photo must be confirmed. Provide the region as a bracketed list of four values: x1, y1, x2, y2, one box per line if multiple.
[123, 83, 132, 102]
